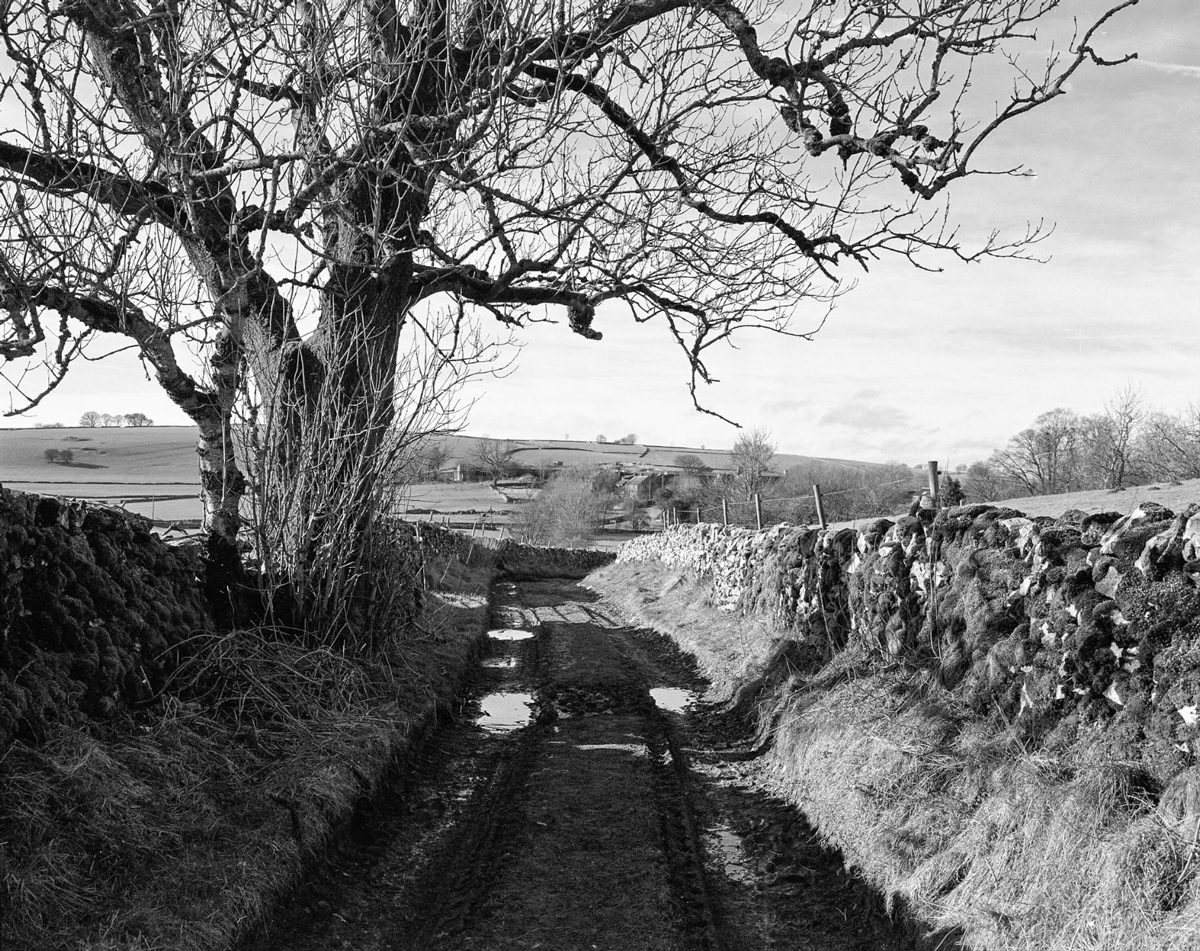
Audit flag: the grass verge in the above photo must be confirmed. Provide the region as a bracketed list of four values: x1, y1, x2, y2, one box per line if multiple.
[0, 559, 492, 951]
[587, 558, 1200, 951]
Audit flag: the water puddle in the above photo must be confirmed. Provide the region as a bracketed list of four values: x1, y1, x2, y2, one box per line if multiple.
[477, 692, 534, 733]
[487, 628, 534, 641]
[650, 687, 695, 713]
[705, 822, 755, 885]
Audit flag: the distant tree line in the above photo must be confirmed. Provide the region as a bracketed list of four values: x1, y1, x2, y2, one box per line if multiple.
[963, 388, 1200, 502]
[660, 429, 918, 526]
[79, 412, 154, 428]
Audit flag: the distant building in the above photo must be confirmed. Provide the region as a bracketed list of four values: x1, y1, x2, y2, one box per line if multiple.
[624, 473, 658, 503]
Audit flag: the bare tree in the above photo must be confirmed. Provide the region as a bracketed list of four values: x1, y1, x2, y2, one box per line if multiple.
[415, 441, 452, 481]
[99, 413, 122, 428]
[730, 428, 777, 501]
[990, 409, 1084, 496]
[1074, 386, 1145, 489]
[964, 461, 1008, 502]
[78, 411, 100, 428]
[0, 0, 1138, 566]
[674, 453, 713, 486]
[1139, 404, 1200, 482]
[473, 437, 517, 485]
[514, 468, 611, 547]
[123, 412, 154, 428]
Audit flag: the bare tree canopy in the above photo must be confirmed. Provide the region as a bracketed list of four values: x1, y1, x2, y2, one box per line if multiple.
[731, 427, 776, 499]
[473, 436, 517, 484]
[0, 0, 1139, 550]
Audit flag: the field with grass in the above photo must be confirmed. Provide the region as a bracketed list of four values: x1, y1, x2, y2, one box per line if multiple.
[438, 433, 889, 475]
[835, 476, 1200, 530]
[1, 427, 890, 537]
[0, 426, 204, 523]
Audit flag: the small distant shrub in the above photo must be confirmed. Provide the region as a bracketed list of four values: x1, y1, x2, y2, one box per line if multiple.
[43, 449, 73, 465]
[941, 475, 966, 507]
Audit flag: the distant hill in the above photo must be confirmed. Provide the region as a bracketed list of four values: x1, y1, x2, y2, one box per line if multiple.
[435, 434, 889, 477]
[0, 427, 889, 508]
[0, 426, 201, 485]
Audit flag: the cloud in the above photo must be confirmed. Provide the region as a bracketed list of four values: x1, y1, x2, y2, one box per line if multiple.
[819, 397, 911, 432]
[761, 397, 806, 416]
[1135, 59, 1200, 79]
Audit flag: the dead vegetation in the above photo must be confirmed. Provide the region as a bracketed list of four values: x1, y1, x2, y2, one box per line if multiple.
[0, 566, 491, 951]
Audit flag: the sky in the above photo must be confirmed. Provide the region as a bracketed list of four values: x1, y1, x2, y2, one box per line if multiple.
[3, 0, 1197, 469]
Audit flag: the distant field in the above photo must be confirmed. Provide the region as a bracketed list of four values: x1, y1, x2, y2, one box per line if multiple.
[987, 478, 1200, 519]
[0, 427, 204, 522]
[396, 482, 512, 512]
[1, 426, 892, 538]
[438, 434, 887, 474]
[0, 426, 201, 482]
[838, 477, 1200, 530]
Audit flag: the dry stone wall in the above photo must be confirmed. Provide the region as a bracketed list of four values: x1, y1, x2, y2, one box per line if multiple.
[0, 488, 214, 746]
[493, 538, 616, 579]
[1, 489, 618, 748]
[619, 502, 1200, 772]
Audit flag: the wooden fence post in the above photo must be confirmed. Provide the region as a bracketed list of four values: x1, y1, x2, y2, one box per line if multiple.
[721, 498, 729, 526]
[813, 483, 827, 529]
[927, 460, 941, 510]
[754, 493, 763, 530]
[695, 508, 701, 524]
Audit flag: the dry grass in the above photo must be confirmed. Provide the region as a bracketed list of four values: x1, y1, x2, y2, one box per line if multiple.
[592, 558, 1200, 950]
[0, 565, 491, 951]
[765, 675, 1200, 950]
[586, 559, 778, 700]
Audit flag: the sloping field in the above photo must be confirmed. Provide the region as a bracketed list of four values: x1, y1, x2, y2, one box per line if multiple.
[988, 478, 1200, 519]
[398, 481, 510, 511]
[0, 426, 200, 483]
[836, 477, 1200, 529]
[439, 434, 885, 474]
[2, 428, 886, 491]
[0, 427, 205, 521]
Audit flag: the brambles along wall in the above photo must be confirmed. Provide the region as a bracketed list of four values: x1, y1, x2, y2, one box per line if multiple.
[618, 501, 1200, 780]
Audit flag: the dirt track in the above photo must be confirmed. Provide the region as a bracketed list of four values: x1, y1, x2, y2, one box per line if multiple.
[259, 577, 918, 951]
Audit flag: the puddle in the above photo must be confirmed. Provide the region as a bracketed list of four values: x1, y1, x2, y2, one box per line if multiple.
[650, 687, 695, 713]
[481, 655, 518, 669]
[487, 628, 534, 641]
[705, 823, 755, 885]
[477, 692, 534, 732]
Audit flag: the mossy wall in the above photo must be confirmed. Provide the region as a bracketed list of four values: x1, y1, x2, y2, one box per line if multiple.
[494, 537, 616, 578]
[0, 490, 617, 748]
[0, 489, 215, 746]
[618, 501, 1200, 780]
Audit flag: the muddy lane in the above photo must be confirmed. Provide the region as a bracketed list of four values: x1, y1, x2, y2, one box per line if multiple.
[258, 577, 917, 951]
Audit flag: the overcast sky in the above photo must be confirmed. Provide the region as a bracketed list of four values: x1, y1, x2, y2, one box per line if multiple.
[4, 0, 1197, 469]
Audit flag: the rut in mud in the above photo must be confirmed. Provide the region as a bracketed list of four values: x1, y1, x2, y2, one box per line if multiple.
[258, 577, 921, 951]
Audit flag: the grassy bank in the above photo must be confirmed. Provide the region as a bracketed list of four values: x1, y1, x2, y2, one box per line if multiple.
[588, 558, 1200, 950]
[1, 557, 492, 951]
